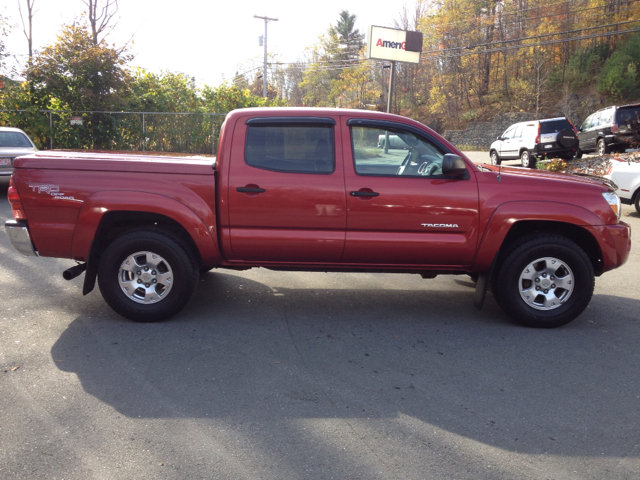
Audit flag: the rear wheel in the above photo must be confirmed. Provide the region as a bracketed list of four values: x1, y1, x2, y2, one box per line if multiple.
[520, 150, 536, 168]
[98, 230, 199, 322]
[634, 193, 640, 215]
[574, 147, 583, 159]
[597, 138, 608, 156]
[494, 235, 594, 328]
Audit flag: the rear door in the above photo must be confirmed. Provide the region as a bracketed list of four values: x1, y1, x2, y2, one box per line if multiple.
[342, 119, 479, 266]
[227, 116, 346, 263]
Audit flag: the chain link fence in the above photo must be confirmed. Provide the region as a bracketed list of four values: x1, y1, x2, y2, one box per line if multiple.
[0, 110, 227, 155]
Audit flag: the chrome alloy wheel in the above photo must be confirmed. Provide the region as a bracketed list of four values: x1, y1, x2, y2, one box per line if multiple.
[118, 251, 174, 304]
[518, 256, 574, 310]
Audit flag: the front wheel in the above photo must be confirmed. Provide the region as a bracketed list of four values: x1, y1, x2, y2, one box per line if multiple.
[490, 151, 501, 166]
[98, 230, 199, 322]
[634, 193, 640, 215]
[520, 150, 536, 168]
[494, 235, 594, 328]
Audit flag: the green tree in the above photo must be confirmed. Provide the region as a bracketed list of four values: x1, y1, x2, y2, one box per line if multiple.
[329, 10, 365, 61]
[599, 33, 640, 100]
[29, 23, 132, 148]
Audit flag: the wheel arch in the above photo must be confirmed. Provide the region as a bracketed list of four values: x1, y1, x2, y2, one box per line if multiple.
[519, 147, 532, 156]
[472, 201, 611, 276]
[498, 220, 604, 275]
[71, 191, 221, 267]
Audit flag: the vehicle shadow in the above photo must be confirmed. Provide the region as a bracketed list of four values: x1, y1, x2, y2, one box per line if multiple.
[51, 270, 640, 458]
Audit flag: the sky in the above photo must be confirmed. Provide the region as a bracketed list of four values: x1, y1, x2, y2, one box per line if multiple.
[1, 0, 408, 87]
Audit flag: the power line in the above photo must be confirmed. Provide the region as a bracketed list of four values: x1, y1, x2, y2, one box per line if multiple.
[424, 17, 640, 55]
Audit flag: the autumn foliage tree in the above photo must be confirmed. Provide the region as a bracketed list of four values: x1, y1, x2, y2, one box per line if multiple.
[28, 23, 131, 148]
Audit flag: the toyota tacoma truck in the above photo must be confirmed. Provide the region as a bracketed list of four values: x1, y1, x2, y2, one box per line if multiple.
[4, 108, 632, 328]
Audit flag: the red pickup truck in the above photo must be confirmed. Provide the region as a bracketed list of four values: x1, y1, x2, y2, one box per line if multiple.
[4, 108, 631, 328]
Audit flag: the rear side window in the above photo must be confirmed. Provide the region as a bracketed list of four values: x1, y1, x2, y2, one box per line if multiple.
[513, 126, 523, 139]
[599, 109, 613, 126]
[245, 124, 334, 174]
[539, 119, 572, 134]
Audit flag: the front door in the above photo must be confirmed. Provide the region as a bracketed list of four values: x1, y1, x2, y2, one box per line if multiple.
[498, 126, 516, 159]
[227, 116, 346, 263]
[342, 120, 479, 267]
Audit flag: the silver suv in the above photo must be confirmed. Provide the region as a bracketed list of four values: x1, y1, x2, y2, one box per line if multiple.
[489, 117, 578, 168]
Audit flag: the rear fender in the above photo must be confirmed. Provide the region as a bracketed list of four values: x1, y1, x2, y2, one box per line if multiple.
[71, 191, 221, 266]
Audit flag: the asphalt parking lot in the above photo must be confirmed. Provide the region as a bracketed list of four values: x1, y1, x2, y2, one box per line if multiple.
[1, 176, 639, 480]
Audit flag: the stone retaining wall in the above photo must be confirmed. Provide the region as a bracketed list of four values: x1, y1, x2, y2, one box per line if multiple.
[444, 112, 536, 150]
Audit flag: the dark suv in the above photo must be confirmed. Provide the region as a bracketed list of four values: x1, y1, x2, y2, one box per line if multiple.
[576, 104, 640, 157]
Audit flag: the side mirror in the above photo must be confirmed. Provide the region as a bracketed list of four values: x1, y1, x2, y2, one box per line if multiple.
[497, 136, 502, 141]
[442, 154, 469, 178]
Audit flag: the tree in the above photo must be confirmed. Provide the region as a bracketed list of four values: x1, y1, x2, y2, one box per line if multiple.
[29, 23, 132, 148]
[329, 10, 365, 61]
[0, 12, 10, 73]
[83, 0, 119, 45]
[300, 10, 377, 108]
[18, 0, 36, 67]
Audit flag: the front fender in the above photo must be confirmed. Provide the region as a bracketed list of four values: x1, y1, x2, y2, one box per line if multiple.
[71, 191, 221, 265]
[472, 200, 607, 272]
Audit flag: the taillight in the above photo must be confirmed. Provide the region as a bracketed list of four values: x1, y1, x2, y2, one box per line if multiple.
[611, 123, 618, 133]
[568, 119, 578, 134]
[7, 177, 27, 220]
[535, 124, 541, 144]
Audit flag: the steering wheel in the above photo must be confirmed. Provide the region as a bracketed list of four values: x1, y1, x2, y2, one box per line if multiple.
[395, 149, 413, 175]
[418, 161, 437, 176]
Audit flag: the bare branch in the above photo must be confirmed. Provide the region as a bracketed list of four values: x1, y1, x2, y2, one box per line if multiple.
[17, 0, 36, 60]
[83, 0, 119, 44]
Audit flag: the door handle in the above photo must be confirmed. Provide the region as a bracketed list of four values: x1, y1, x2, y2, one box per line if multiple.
[236, 187, 266, 193]
[350, 191, 379, 197]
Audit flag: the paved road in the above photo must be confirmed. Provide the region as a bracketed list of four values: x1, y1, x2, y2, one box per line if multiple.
[1, 176, 639, 480]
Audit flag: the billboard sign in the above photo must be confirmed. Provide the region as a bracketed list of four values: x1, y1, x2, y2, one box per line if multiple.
[367, 26, 422, 64]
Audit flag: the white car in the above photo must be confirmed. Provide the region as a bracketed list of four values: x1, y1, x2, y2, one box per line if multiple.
[0, 127, 38, 176]
[489, 117, 578, 168]
[604, 156, 640, 214]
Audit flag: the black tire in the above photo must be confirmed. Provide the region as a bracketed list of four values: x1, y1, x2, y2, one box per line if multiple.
[493, 235, 594, 328]
[634, 193, 640, 216]
[557, 129, 578, 148]
[98, 230, 199, 322]
[597, 138, 608, 156]
[490, 151, 501, 166]
[574, 147, 583, 159]
[520, 150, 536, 169]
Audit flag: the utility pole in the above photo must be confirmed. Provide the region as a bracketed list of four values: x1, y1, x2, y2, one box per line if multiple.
[386, 61, 396, 114]
[254, 14, 278, 98]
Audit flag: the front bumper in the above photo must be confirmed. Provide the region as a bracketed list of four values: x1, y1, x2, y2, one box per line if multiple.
[5, 220, 39, 256]
[606, 221, 631, 269]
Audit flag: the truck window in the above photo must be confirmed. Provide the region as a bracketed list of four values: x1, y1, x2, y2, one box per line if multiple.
[245, 124, 334, 174]
[350, 125, 445, 177]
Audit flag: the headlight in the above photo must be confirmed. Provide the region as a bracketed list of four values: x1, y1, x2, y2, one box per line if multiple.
[602, 191, 621, 219]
